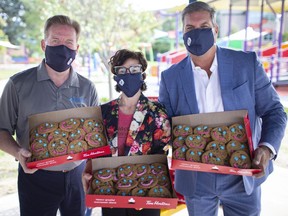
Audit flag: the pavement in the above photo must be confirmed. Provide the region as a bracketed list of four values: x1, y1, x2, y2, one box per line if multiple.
[0, 65, 288, 215]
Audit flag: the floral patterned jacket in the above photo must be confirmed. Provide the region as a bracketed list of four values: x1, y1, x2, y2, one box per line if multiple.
[101, 94, 171, 156]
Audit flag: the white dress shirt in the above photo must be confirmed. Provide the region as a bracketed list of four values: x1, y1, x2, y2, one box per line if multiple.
[191, 54, 224, 113]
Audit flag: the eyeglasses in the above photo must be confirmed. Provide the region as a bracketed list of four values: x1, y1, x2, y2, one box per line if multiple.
[114, 64, 143, 75]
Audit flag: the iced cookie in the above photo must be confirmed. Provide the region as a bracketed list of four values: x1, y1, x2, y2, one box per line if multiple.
[48, 129, 69, 142]
[59, 118, 81, 132]
[185, 134, 207, 149]
[194, 125, 212, 142]
[201, 150, 225, 165]
[211, 126, 231, 143]
[229, 123, 248, 143]
[148, 186, 172, 198]
[37, 122, 58, 134]
[115, 177, 138, 192]
[172, 146, 188, 161]
[185, 148, 203, 162]
[150, 162, 168, 175]
[85, 132, 106, 148]
[138, 174, 158, 189]
[173, 125, 193, 137]
[135, 163, 151, 178]
[68, 128, 86, 142]
[205, 141, 228, 159]
[30, 138, 50, 160]
[229, 150, 251, 169]
[131, 187, 147, 197]
[157, 174, 171, 189]
[94, 186, 115, 195]
[226, 140, 249, 156]
[117, 163, 137, 179]
[47, 138, 68, 157]
[91, 178, 113, 190]
[67, 140, 88, 154]
[30, 127, 48, 142]
[83, 119, 104, 133]
[93, 168, 115, 182]
[172, 136, 186, 149]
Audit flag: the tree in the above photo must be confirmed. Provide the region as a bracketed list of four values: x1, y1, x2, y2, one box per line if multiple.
[0, 0, 26, 45]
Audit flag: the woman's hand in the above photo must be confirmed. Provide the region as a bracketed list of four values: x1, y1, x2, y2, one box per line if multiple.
[82, 159, 93, 193]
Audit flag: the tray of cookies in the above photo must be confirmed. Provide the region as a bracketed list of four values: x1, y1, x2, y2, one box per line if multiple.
[170, 110, 261, 176]
[26, 107, 111, 169]
[86, 154, 178, 209]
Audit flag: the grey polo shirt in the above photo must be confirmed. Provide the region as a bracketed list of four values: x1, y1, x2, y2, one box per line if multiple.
[0, 59, 99, 170]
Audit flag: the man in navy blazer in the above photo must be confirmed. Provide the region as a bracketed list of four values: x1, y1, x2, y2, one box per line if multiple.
[159, 2, 287, 216]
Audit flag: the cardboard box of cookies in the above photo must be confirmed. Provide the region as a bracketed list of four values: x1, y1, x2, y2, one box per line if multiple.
[170, 110, 261, 176]
[86, 154, 178, 209]
[26, 106, 111, 169]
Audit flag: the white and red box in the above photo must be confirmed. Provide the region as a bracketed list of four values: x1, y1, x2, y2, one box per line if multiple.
[86, 154, 178, 209]
[26, 106, 111, 169]
[170, 110, 261, 176]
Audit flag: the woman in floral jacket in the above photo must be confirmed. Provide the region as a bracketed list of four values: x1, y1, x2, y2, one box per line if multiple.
[83, 49, 171, 216]
[102, 94, 171, 156]
[101, 49, 171, 157]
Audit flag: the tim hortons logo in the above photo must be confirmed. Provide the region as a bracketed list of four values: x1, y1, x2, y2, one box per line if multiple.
[146, 200, 170, 206]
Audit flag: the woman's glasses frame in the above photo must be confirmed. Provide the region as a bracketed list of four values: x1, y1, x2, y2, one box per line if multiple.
[114, 64, 143, 75]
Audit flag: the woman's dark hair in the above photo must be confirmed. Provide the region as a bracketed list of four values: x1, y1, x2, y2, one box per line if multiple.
[109, 49, 147, 92]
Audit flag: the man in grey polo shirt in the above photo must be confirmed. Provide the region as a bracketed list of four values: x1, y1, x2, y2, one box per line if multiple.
[0, 15, 99, 216]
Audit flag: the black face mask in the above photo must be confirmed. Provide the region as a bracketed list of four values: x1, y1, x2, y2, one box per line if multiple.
[45, 45, 76, 72]
[114, 73, 143, 97]
[183, 28, 214, 56]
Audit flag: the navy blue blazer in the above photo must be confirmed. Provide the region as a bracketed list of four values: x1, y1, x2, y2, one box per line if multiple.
[159, 46, 287, 195]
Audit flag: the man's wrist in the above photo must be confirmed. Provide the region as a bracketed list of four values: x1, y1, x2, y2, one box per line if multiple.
[259, 145, 274, 160]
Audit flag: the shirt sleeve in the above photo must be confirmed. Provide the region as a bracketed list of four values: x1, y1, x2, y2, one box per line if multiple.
[0, 79, 19, 135]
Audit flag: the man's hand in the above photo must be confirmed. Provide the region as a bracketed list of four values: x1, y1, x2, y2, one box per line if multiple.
[252, 146, 272, 178]
[17, 148, 38, 174]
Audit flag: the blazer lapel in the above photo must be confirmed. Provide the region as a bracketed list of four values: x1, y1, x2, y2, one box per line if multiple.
[179, 56, 199, 114]
[217, 47, 235, 111]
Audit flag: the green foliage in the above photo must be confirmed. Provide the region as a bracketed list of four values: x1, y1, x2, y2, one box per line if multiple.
[152, 38, 173, 60]
[0, 0, 26, 45]
[282, 32, 288, 42]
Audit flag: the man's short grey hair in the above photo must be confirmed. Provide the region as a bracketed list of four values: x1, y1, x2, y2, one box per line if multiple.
[182, 1, 217, 26]
[44, 15, 81, 40]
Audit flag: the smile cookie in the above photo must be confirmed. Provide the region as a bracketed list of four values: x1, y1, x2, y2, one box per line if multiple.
[211, 126, 231, 143]
[67, 140, 88, 154]
[93, 168, 115, 182]
[48, 129, 69, 142]
[185, 134, 207, 149]
[135, 163, 151, 178]
[94, 186, 115, 195]
[229, 150, 251, 169]
[85, 132, 106, 148]
[68, 128, 86, 142]
[59, 118, 81, 132]
[37, 122, 58, 134]
[115, 177, 138, 192]
[117, 164, 137, 179]
[47, 138, 68, 157]
[150, 162, 168, 175]
[229, 123, 248, 143]
[138, 174, 158, 189]
[148, 186, 172, 198]
[173, 125, 193, 137]
[83, 119, 104, 133]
